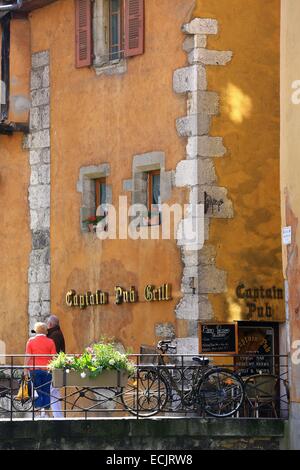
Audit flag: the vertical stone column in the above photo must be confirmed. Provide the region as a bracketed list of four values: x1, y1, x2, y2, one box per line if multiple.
[25, 51, 51, 332]
[173, 19, 233, 354]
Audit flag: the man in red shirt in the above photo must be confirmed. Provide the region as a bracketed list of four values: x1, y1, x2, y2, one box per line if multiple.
[25, 322, 56, 412]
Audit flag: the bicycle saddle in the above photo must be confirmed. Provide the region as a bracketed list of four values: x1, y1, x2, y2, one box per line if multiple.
[192, 356, 210, 366]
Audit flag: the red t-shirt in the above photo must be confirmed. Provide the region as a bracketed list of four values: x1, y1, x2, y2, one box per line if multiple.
[26, 334, 56, 369]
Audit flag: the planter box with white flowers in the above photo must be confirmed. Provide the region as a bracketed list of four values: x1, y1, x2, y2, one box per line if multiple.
[49, 343, 134, 388]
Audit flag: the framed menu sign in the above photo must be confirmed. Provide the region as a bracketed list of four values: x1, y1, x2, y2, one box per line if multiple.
[199, 323, 238, 354]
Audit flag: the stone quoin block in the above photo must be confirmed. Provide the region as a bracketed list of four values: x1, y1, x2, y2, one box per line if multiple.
[28, 265, 50, 284]
[29, 149, 42, 165]
[29, 185, 50, 210]
[186, 136, 226, 158]
[181, 248, 200, 267]
[37, 165, 51, 185]
[187, 91, 220, 116]
[32, 230, 50, 250]
[30, 208, 50, 230]
[183, 35, 207, 53]
[176, 294, 200, 320]
[30, 167, 40, 186]
[41, 301, 51, 315]
[30, 130, 50, 149]
[31, 69, 43, 91]
[182, 18, 218, 35]
[175, 159, 199, 187]
[30, 107, 42, 132]
[31, 88, 50, 108]
[198, 295, 214, 320]
[29, 283, 51, 303]
[200, 186, 234, 219]
[32, 50, 50, 69]
[30, 165, 50, 187]
[196, 159, 217, 185]
[41, 148, 50, 163]
[198, 266, 227, 294]
[41, 106, 50, 129]
[173, 64, 207, 94]
[28, 302, 42, 317]
[188, 48, 233, 66]
[42, 66, 50, 88]
[176, 214, 205, 250]
[176, 114, 211, 137]
[30, 248, 50, 267]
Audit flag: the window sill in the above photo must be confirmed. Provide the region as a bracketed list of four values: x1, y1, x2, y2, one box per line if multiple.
[94, 58, 127, 76]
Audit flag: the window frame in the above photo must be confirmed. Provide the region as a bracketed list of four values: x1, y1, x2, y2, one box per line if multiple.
[95, 176, 107, 209]
[109, 0, 124, 61]
[147, 169, 161, 226]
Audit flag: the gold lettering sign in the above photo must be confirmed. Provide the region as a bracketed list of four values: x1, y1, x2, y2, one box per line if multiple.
[65, 289, 109, 309]
[114, 286, 138, 305]
[235, 283, 284, 321]
[144, 284, 172, 302]
[65, 284, 172, 309]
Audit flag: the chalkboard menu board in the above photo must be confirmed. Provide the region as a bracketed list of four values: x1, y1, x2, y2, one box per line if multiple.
[199, 323, 238, 354]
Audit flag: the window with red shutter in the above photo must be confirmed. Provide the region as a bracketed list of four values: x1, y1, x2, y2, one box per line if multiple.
[75, 0, 92, 68]
[124, 0, 144, 58]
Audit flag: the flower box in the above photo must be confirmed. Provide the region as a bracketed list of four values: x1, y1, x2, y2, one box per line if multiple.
[52, 368, 129, 388]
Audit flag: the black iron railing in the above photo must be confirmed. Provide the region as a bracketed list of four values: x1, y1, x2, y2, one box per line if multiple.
[0, 354, 289, 420]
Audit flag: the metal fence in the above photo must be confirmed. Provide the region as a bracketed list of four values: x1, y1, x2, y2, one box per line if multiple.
[0, 353, 289, 420]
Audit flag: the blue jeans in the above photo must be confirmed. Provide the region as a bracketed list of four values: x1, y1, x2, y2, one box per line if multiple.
[31, 370, 52, 410]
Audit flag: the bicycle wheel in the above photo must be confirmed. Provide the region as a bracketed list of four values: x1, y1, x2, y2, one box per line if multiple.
[198, 368, 244, 418]
[121, 368, 169, 417]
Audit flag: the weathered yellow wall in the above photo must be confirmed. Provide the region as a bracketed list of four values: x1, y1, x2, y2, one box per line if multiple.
[281, 0, 300, 402]
[193, 0, 284, 323]
[0, 20, 31, 355]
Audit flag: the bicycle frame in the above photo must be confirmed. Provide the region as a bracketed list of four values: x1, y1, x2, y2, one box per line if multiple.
[156, 352, 210, 407]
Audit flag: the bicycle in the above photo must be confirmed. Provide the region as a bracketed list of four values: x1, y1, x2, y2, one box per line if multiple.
[121, 340, 245, 418]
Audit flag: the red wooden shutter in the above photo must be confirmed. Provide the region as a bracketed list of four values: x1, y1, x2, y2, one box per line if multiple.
[75, 0, 92, 68]
[124, 0, 144, 58]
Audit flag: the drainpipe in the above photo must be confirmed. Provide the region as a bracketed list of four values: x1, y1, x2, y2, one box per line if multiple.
[0, 0, 22, 11]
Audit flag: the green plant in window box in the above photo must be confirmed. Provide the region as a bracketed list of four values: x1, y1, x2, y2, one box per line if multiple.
[83, 215, 106, 232]
[49, 342, 135, 388]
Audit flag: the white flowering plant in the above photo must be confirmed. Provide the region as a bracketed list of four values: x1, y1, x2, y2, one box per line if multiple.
[48, 342, 135, 378]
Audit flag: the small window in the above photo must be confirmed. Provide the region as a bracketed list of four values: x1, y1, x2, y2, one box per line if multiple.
[92, 0, 144, 72]
[146, 170, 161, 226]
[83, 177, 109, 233]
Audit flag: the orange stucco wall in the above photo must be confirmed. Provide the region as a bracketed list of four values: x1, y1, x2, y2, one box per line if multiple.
[0, 20, 31, 355]
[28, 0, 195, 353]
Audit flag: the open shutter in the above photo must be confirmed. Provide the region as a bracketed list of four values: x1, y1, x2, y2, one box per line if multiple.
[124, 0, 144, 58]
[75, 0, 92, 68]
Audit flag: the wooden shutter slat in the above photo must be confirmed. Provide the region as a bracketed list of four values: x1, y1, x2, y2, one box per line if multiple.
[124, 0, 144, 58]
[75, 0, 92, 68]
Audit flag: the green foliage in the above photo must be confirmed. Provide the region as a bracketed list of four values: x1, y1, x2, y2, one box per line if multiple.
[48, 342, 135, 378]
